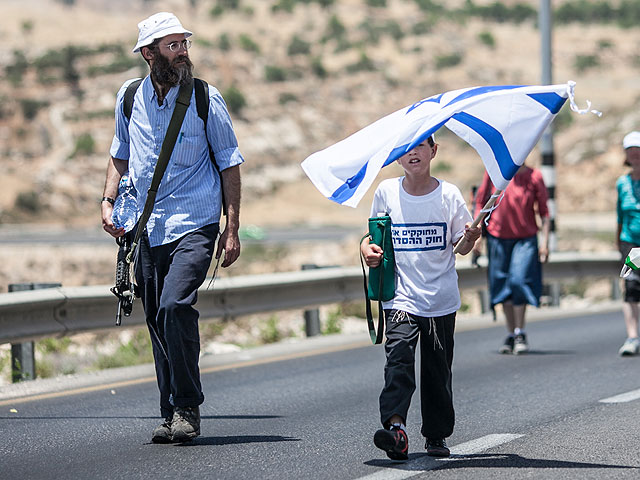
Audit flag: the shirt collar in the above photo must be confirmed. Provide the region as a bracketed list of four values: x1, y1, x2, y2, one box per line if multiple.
[143, 75, 180, 107]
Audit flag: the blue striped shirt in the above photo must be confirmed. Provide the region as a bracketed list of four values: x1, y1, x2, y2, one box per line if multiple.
[110, 76, 244, 247]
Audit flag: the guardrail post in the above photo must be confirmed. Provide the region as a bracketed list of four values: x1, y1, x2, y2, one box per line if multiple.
[478, 289, 490, 314]
[8, 282, 61, 382]
[611, 278, 621, 300]
[301, 265, 321, 337]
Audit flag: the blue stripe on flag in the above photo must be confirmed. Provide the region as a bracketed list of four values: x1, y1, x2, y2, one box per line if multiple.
[330, 121, 448, 204]
[527, 92, 566, 114]
[329, 163, 368, 204]
[451, 111, 519, 181]
[383, 120, 448, 167]
[446, 85, 523, 107]
[406, 93, 444, 114]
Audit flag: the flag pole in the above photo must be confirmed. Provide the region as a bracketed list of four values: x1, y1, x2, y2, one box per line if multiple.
[454, 189, 502, 255]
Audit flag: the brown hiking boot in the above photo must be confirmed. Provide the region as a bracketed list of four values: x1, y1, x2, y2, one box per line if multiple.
[171, 406, 200, 443]
[151, 416, 173, 444]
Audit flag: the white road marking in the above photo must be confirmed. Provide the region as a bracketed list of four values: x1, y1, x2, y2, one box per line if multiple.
[358, 433, 524, 480]
[599, 388, 640, 404]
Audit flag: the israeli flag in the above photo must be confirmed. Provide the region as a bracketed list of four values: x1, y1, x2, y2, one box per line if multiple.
[302, 82, 586, 207]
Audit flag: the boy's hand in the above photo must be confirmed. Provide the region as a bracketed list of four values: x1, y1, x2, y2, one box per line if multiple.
[361, 239, 383, 268]
[463, 224, 482, 244]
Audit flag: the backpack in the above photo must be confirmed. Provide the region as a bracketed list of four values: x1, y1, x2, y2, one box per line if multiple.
[122, 77, 226, 214]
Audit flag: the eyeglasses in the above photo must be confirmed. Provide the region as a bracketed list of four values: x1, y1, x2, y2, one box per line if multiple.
[163, 39, 192, 52]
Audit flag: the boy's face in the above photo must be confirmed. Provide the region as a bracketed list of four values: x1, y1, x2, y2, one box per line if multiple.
[397, 141, 437, 174]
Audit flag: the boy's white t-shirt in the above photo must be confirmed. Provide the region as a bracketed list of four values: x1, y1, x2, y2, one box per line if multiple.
[370, 177, 472, 317]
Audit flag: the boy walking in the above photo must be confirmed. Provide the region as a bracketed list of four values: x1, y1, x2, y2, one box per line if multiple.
[361, 136, 480, 460]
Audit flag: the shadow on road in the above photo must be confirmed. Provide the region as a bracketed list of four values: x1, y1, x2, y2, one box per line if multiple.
[0, 414, 283, 420]
[495, 350, 576, 356]
[175, 435, 300, 446]
[365, 452, 639, 472]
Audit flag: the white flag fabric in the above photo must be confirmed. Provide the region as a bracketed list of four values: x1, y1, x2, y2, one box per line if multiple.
[302, 82, 578, 207]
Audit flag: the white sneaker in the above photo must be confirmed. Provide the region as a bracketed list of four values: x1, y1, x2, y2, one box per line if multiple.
[618, 338, 640, 356]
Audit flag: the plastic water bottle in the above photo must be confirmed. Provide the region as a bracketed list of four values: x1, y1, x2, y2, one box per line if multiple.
[621, 247, 640, 278]
[112, 172, 138, 232]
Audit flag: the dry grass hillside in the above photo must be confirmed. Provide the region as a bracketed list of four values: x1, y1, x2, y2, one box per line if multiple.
[1, 0, 639, 232]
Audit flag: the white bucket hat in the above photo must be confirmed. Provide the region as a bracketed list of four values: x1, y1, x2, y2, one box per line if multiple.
[132, 12, 192, 53]
[623, 131, 640, 150]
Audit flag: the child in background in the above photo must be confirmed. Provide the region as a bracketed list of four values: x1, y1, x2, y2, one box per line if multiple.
[361, 136, 481, 460]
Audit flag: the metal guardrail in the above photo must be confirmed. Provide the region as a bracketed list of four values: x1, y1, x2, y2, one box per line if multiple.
[0, 251, 623, 346]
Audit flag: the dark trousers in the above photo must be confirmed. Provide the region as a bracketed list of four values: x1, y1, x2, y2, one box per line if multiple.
[379, 309, 456, 440]
[135, 224, 218, 418]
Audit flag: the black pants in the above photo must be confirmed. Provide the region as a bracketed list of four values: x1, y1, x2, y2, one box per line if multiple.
[135, 224, 218, 419]
[379, 309, 456, 440]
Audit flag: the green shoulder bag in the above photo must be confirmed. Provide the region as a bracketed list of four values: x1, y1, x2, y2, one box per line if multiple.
[360, 214, 395, 344]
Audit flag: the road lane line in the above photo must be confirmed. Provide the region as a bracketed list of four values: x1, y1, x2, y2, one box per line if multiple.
[449, 433, 524, 455]
[599, 388, 640, 404]
[0, 340, 371, 407]
[358, 433, 524, 480]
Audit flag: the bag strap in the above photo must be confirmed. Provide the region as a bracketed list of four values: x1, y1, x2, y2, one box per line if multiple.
[126, 80, 194, 263]
[123, 78, 143, 121]
[359, 234, 385, 345]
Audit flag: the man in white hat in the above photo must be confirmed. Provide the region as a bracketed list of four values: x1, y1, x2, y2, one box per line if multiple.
[101, 12, 244, 443]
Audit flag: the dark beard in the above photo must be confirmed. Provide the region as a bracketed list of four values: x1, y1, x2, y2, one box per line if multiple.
[151, 51, 194, 87]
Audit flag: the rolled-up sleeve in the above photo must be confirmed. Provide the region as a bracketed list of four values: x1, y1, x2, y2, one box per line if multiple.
[207, 87, 245, 170]
[109, 81, 133, 161]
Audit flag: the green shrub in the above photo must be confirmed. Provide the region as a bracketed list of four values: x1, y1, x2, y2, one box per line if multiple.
[94, 330, 153, 369]
[265, 65, 287, 82]
[6, 50, 29, 86]
[260, 315, 282, 344]
[21, 20, 34, 34]
[272, 0, 296, 13]
[238, 33, 260, 53]
[15, 191, 42, 213]
[323, 311, 342, 335]
[311, 56, 328, 78]
[71, 133, 95, 157]
[37, 338, 72, 354]
[288, 35, 311, 56]
[223, 85, 247, 115]
[218, 33, 232, 51]
[366, 0, 386, 6]
[20, 98, 49, 121]
[324, 14, 346, 42]
[346, 52, 376, 73]
[279, 92, 298, 104]
[435, 52, 463, 69]
[411, 19, 434, 35]
[574, 54, 600, 72]
[478, 31, 496, 49]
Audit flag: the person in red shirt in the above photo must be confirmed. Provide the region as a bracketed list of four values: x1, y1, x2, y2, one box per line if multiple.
[473, 165, 550, 354]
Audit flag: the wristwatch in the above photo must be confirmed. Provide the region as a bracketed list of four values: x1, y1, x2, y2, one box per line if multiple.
[101, 196, 115, 205]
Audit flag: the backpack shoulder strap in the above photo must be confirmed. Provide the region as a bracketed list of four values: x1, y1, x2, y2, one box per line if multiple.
[123, 78, 143, 121]
[194, 78, 209, 126]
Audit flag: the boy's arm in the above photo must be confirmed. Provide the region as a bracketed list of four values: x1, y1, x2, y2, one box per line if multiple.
[454, 223, 482, 256]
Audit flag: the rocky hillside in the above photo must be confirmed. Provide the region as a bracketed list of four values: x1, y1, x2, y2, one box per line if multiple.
[2, 0, 640, 229]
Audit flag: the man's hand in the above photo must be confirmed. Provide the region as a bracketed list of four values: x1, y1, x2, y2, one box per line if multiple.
[101, 202, 125, 238]
[216, 227, 240, 267]
[539, 245, 549, 264]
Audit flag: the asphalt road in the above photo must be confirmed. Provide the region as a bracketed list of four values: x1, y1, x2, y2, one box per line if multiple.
[1, 309, 640, 480]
